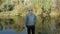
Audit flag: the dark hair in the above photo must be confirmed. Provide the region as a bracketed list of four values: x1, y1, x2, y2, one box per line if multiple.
[28, 9, 33, 11]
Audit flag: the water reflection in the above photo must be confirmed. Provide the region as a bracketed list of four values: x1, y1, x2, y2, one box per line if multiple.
[5, 18, 15, 25]
[0, 15, 60, 34]
[0, 19, 3, 31]
[0, 23, 3, 31]
[0, 16, 24, 33]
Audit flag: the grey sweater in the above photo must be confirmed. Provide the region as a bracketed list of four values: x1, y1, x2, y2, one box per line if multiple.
[25, 13, 36, 26]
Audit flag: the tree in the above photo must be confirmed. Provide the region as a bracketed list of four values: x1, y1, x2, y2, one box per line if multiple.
[41, 0, 51, 34]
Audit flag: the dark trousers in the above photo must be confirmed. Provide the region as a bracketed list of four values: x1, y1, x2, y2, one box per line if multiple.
[26, 25, 35, 34]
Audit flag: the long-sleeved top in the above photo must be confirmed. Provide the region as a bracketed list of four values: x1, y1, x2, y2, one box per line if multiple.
[25, 13, 36, 26]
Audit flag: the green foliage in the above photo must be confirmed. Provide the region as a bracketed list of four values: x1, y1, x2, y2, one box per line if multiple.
[0, 0, 2, 5]
[3, 4, 14, 11]
[0, 0, 6, 5]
